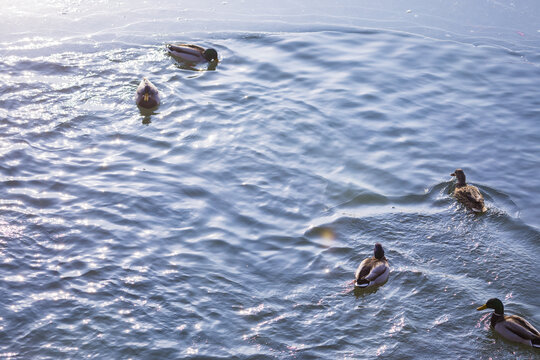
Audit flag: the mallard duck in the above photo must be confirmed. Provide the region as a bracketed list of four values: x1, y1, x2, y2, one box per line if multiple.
[166, 44, 218, 63]
[477, 298, 540, 347]
[355, 243, 389, 288]
[450, 169, 487, 212]
[135, 78, 160, 109]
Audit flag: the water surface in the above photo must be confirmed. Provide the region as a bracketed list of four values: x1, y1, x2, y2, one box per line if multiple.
[1, 1, 539, 359]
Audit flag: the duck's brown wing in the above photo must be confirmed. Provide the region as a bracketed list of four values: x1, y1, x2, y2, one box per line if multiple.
[503, 315, 540, 340]
[464, 185, 484, 203]
[356, 258, 388, 281]
[355, 258, 373, 281]
[454, 186, 485, 210]
[171, 44, 205, 52]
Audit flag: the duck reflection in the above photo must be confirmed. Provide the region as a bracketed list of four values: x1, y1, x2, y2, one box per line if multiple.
[172, 60, 218, 72]
[138, 107, 158, 125]
[353, 283, 382, 298]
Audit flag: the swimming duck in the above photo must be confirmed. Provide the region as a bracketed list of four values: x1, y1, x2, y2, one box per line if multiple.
[450, 169, 487, 212]
[355, 243, 389, 288]
[477, 298, 540, 347]
[166, 44, 218, 63]
[135, 78, 160, 109]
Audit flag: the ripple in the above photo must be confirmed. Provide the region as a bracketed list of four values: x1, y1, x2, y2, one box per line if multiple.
[0, 11, 539, 359]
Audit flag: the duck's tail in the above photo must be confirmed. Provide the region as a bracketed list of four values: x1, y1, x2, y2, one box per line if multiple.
[355, 279, 370, 288]
[532, 337, 540, 348]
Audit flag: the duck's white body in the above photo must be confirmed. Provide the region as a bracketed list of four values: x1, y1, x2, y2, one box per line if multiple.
[492, 314, 540, 347]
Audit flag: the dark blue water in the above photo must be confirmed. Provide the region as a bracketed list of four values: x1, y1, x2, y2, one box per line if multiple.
[1, 1, 539, 359]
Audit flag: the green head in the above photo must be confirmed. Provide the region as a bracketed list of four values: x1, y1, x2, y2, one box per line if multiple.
[374, 243, 385, 260]
[476, 298, 504, 314]
[203, 48, 218, 62]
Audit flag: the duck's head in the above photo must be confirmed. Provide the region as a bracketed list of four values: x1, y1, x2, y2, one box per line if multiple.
[450, 169, 467, 186]
[203, 48, 219, 62]
[477, 298, 504, 314]
[142, 85, 154, 101]
[374, 243, 385, 260]
[137, 78, 159, 109]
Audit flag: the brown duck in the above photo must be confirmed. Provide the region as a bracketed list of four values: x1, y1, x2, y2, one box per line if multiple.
[450, 169, 487, 212]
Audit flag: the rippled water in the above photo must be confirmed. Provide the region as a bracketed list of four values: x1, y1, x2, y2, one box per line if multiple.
[1, 1, 539, 359]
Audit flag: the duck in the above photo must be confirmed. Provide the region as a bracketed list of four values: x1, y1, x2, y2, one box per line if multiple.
[355, 243, 389, 288]
[135, 78, 160, 109]
[450, 169, 487, 212]
[166, 44, 219, 63]
[477, 298, 540, 347]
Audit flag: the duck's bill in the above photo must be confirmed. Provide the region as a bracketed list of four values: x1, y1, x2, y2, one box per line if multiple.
[476, 304, 488, 311]
[144, 93, 149, 102]
[450, 173, 456, 176]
